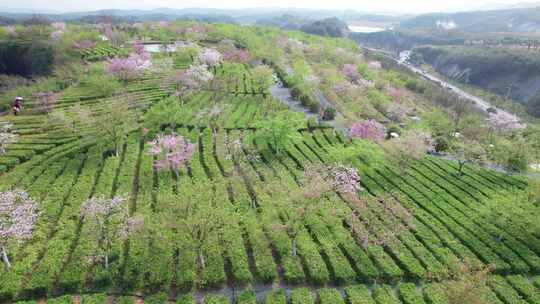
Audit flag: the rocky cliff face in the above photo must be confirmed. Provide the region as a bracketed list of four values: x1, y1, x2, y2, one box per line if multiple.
[413, 46, 540, 104]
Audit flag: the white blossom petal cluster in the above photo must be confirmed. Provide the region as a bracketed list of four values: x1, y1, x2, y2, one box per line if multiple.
[0, 190, 39, 244]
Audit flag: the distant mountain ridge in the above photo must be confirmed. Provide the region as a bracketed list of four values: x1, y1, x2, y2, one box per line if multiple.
[0, 7, 401, 25]
[398, 7, 540, 32]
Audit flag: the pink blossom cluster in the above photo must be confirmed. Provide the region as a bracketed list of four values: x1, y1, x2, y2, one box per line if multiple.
[158, 21, 170, 28]
[50, 30, 63, 40]
[329, 165, 362, 194]
[51, 22, 66, 32]
[118, 216, 144, 240]
[186, 24, 206, 34]
[197, 48, 222, 67]
[304, 164, 361, 196]
[148, 134, 196, 174]
[81, 196, 127, 219]
[223, 48, 250, 63]
[132, 40, 145, 55]
[99, 23, 113, 38]
[349, 120, 386, 142]
[72, 39, 96, 50]
[4, 26, 16, 36]
[178, 24, 206, 37]
[172, 64, 214, 97]
[342, 63, 362, 83]
[0, 124, 18, 155]
[0, 190, 39, 243]
[50, 22, 66, 40]
[105, 52, 152, 81]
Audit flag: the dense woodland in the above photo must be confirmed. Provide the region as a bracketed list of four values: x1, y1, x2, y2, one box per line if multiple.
[0, 18, 539, 304]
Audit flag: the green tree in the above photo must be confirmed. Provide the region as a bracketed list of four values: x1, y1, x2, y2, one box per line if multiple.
[247, 111, 303, 155]
[450, 139, 487, 176]
[492, 137, 530, 174]
[80, 74, 121, 98]
[160, 184, 228, 270]
[95, 98, 138, 157]
[382, 131, 430, 174]
[477, 187, 540, 240]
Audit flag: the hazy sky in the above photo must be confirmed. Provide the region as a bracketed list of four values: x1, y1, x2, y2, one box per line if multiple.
[2, 0, 539, 14]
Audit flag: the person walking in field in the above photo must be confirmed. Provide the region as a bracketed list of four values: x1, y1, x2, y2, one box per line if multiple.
[11, 97, 23, 116]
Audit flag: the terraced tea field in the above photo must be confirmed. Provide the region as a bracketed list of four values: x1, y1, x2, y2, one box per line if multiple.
[0, 27, 539, 304]
[1, 95, 538, 303]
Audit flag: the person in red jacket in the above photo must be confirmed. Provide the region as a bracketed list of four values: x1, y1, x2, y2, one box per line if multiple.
[11, 97, 23, 116]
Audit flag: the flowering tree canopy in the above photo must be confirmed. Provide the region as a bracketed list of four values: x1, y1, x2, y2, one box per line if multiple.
[72, 39, 96, 51]
[105, 52, 152, 81]
[171, 64, 213, 99]
[349, 120, 386, 142]
[51, 22, 66, 32]
[118, 215, 144, 241]
[304, 164, 362, 197]
[223, 48, 250, 64]
[0, 190, 39, 268]
[197, 48, 222, 67]
[0, 123, 18, 155]
[132, 40, 145, 55]
[4, 26, 16, 36]
[148, 134, 196, 176]
[49, 22, 66, 40]
[342, 63, 362, 83]
[450, 139, 487, 176]
[50, 30, 63, 40]
[383, 131, 431, 174]
[81, 195, 131, 268]
[186, 64, 213, 83]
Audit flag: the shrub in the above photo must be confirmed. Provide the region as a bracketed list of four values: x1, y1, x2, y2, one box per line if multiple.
[80, 74, 120, 97]
[322, 107, 336, 121]
[405, 79, 425, 93]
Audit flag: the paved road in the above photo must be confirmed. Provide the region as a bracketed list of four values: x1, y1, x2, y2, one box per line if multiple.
[364, 47, 525, 130]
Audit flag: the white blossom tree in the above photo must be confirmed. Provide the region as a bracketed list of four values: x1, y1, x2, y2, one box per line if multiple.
[197, 48, 222, 68]
[0, 190, 39, 268]
[0, 124, 18, 155]
[80, 196, 139, 269]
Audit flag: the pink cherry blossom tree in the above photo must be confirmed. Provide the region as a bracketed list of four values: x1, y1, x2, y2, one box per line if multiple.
[51, 22, 66, 32]
[4, 26, 16, 36]
[169, 64, 214, 101]
[132, 40, 145, 55]
[223, 48, 250, 64]
[72, 39, 96, 51]
[197, 48, 222, 68]
[0, 190, 39, 268]
[80, 195, 131, 269]
[0, 123, 18, 155]
[148, 134, 196, 177]
[349, 120, 386, 143]
[303, 164, 362, 198]
[342, 63, 362, 83]
[105, 52, 152, 81]
[382, 131, 431, 174]
[50, 30, 64, 40]
[117, 215, 144, 240]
